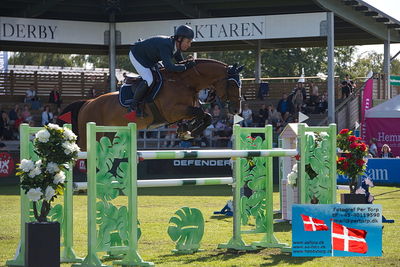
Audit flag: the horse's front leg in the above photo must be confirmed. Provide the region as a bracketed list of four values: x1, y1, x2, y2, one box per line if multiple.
[177, 107, 212, 140]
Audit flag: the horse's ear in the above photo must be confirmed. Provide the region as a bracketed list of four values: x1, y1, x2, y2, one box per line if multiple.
[237, 65, 244, 73]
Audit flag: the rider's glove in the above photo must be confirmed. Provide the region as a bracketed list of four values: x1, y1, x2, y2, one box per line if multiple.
[185, 61, 196, 70]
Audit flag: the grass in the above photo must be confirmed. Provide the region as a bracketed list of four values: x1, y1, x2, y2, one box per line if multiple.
[1, 184, 399, 266]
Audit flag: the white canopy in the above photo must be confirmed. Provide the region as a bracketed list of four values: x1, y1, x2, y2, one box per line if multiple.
[365, 94, 400, 118]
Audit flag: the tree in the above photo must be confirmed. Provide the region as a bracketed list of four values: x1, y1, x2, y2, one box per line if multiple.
[9, 52, 73, 67]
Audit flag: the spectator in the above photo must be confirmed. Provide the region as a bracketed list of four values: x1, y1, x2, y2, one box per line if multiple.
[48, 85, 62, 108]
[380, 144, 393, 158]
[267, 104, 284, 132]
[277, 93, 292, 121]
[341, 74, 353, 99]
[368, 138, 378, 157]
[292, 87, 303, 114]
[41, 105, 53, 126]
[203, 123, 215, 147]
[21, 104, 32, 123]
[317, 91, 328, 113]
[163, 125, 178, 148]
[310, 81, 319, 97]
[256, 104, 269, 127]
[25, 83, 36, 103]
[8, 104, 19, 126]
[0, 112, 13, 140]
[241, 103, 253, 127]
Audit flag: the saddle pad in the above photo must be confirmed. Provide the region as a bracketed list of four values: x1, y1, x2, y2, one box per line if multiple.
[119, 84, 134, 108]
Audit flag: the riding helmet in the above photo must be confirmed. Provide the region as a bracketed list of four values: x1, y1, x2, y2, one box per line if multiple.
[174, 25, 195, 40]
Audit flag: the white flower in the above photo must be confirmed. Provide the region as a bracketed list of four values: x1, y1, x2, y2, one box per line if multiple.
[287, 171, 297, 186]
[292, 163, 298, 172]
[20, 159, 35, 172]
[44, 186, 56, 201]
[28, 167, 42, 178]
[35, 129, 50, 143]
[35, 159, 42, 168]
[47, 123, 61, 131]
[63, 128, 77, 141]
[46, 162, 60, 174]
[27, 188, 43, 201]
[62, 142, 80, 155]
[53, 171, 66, 184]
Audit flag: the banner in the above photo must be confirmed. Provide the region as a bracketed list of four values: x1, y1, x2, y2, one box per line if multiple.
[292, 204, 382, 257]
[365, 118, 400, 157]
[361, 78, 373, 141]
[337, 158, 400, 185]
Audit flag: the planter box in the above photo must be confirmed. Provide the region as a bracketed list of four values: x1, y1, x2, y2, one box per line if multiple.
[340, 193, 367, 204]
[25, 221, 60, 267]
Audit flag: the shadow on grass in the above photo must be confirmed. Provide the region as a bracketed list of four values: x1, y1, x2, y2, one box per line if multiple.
[155, 248, 262, 265]
[374, 188, 400, 197]
[260, 253, 316, 266]
[273, 221, 292, 232]
[0, 185, 20, 195]
[138, 185, 232, 196]
[154, 248, 315, 266]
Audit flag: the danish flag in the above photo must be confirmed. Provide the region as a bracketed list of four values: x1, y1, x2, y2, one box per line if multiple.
[332, 222, 368, 254]
[300, 214, 329, 231]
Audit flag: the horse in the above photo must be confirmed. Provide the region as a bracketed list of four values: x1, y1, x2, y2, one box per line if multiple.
[59, 59, 243, 150]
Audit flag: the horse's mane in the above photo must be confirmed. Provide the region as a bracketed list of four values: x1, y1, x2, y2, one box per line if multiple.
[177, 58, 228, 67]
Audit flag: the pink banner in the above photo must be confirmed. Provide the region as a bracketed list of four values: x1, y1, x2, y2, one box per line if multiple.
[361, 78, 373, 141]
[365, 118, 400, 157]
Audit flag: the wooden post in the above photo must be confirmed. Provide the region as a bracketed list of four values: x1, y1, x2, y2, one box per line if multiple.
[103, 73, 108, 94]
[10, 70, 15, 96]
[34, 71, 38, 91]
[58, 72, 63, 95]
[80, 72, 85, 97]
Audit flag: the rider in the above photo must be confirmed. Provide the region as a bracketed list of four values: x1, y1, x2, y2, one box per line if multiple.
[128, 25, 196, 117]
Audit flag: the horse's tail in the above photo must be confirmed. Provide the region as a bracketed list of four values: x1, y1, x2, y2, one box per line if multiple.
[57, 100, 87, 136]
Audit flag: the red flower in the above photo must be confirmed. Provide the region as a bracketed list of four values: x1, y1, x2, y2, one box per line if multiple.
[349, 142, 358, 149]
[348, 136, 357, 142]
[359, 143, 367, 152]
[342, 161, 349, 170]
[356, 159, 365, 166]
[339, 129, 349, 134]
[355, 137, 362, 140]
[345, 153, 352, 159]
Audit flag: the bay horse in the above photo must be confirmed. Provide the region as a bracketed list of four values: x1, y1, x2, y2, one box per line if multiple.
[59, 59, 243, 150]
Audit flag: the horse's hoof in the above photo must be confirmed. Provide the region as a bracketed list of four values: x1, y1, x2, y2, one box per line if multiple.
[179, 131, 194, 140]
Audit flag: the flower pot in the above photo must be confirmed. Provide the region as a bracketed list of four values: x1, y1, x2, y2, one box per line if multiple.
[25, 221, 60, 267]
[340, 193, 367, 204]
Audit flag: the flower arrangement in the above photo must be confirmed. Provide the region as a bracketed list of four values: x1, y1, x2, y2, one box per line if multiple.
[17, 124, 80, 222]
[336, 129, 368, 194]
[287, 163, 298, 187]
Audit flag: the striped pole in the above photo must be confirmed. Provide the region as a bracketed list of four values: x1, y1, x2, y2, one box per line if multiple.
[73, 177, 233, 191]
[138, 149, 297, 160]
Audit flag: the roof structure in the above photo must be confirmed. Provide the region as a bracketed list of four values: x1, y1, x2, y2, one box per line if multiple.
[1, 0, 400, 53]
[366, 94, 400, 118]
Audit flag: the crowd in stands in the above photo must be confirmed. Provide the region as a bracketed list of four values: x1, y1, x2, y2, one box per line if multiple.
[0, 85, 65, 142]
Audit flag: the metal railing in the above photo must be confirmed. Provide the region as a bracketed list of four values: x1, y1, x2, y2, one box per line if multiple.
[137, 127, 232, 149]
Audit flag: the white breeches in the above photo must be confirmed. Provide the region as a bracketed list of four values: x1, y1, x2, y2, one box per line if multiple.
[129, 51, 154, 86]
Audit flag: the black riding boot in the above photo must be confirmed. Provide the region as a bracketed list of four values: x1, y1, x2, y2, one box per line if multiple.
[130, 80, 149, 117]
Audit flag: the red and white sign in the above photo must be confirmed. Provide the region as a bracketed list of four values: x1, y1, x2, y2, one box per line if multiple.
[300, 214, 328, 231]
[0, 152, 15, 177]
[76, 159, 86, 173]
[332, 222, 368, 254]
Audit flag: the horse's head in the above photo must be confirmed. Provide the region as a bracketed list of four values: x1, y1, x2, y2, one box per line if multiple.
[219, 63, 243, 114]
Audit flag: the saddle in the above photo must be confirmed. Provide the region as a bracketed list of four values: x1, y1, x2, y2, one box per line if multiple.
[119, 68, 166, 129]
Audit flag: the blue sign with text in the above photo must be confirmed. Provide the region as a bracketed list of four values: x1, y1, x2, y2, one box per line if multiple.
[292, 204, 382, 257]
[337, 159, 400, 185]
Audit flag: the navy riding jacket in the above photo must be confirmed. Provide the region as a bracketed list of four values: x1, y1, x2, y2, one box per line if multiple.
[130, 36, 186, 72]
